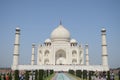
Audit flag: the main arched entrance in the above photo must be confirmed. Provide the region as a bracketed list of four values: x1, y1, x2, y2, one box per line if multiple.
[55, 49, 66, 65]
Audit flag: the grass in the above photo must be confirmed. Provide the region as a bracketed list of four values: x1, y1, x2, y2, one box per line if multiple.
[44, 73, 120, 80]
[44, 73, 55, 80]
[66, 73, 81, 80]
[115, 75, 119, 80]
[67, 73, 90, 80]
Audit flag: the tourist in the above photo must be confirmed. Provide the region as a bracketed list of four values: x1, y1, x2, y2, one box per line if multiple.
[1, 74, 3, 80]
[110, 71, 114, 80]
[19, 74, 25, 80]
[1, 74, 5, 80]
[5, 73, 9, 80]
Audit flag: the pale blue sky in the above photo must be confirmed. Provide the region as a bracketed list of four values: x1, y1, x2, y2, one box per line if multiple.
[0, 0, 120, 68]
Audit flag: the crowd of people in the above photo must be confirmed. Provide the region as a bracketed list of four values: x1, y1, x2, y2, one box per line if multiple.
[91, 70, 120, 80]
[0, 70, 120, 80]
[0, 72, 35, 80]
[0, 73, 12, 80]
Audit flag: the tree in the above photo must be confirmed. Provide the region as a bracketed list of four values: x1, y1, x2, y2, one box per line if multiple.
[9, 72, 12, 80]
[35, 70, 38, 80]
[46, 70, 49, 77]
[76, 70, 82, 78]
[14, 70, 19, 80]
[44, 70, 48, 78]
[83, 70, 87, 79]
[107, 71, 110, 80]
[38, 69, 44, 80]
[88, 71, 92, 80]
[25, 71, 29, 80]
[69, 69, 75, 75]
[50, 70, 54, 75]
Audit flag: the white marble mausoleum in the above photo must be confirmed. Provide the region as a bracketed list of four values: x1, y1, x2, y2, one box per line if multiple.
[12, 22, 109, 71]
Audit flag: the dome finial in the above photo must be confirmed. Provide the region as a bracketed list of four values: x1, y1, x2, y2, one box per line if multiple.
[60, 20, 62, 25]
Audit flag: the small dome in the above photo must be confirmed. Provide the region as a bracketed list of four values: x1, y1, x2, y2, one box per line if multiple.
[101, 28, 106, 32]
[70, 39, 77, 43]
[32, 43, 35, 46]
[85, 44, 88, 47]
[45, 39, 51, 43]
[50, 24, 70, 41]
[16, 27, 20, 31]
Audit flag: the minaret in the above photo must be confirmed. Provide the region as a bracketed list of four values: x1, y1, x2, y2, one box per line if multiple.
[12, 27, 20, 70]
[85, 44, 89, 65]
[31, 43, 35, 65]
[101, 28, 108, 66]
[60, 20, 62, 25]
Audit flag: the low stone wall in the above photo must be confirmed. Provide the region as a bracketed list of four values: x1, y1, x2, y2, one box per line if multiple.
[12, 65, 109, 71]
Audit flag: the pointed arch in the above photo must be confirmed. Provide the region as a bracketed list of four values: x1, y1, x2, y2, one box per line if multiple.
[72, 59, 77, 64]
[44, 59, 49, 64]
[44, 50, 49, 56]
[72, 50, 77, 57]
[55, 49, 66, 65]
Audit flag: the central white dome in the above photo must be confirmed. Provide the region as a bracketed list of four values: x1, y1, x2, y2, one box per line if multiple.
[50, 24, 70, 41]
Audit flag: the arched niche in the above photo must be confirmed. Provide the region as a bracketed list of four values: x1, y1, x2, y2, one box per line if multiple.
[72, 59, 77, 64]
[55, 49, 66, 65]
[44, 59, 49, 65]
[72, 50, 77, 57]
[44, 50, 49, 56]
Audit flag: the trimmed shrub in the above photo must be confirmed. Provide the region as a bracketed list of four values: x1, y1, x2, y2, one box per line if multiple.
[50, 70, 54, 75]
[91, 71, 95, 76]
[76, 70, 82, 78]
[35, 70, 38, 80]
[25, 71, 29, 80]
[38, 69, 44, 80]
[83, 70, 87, 79]
[47, 70, 49, 77]
[9, 72, 12, 80]
[3, 74, 5, 80]
[44, 70, 48, 78]
[89, 71, 92, 80]
[69, 69, 75, 75]
[107, 71, 110, 80]
[14, 70, 19, 80]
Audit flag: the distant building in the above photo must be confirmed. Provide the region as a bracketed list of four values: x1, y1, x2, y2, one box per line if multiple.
[0, 68, 11, 73]
[11, 22, 109, 71]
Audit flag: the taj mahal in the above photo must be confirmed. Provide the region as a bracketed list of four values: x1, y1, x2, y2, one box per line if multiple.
[12, 22, 109, 71]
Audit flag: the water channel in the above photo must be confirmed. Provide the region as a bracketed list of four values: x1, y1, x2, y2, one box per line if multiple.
[52, 73, 77, 80]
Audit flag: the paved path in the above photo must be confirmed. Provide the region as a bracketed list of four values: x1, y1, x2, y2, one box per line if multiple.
[52, 73, 78, 80]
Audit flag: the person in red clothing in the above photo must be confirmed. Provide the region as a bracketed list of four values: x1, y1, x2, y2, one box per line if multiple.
[5, 73, 9, 80]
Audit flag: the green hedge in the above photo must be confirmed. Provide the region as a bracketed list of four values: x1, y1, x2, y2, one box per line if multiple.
[35, 70, 38, 80]
[89, 71, 93, 80]
[25, 71, 29, 80]
[9, 72, 12, 80]
[50, 70, 54, 75]
[83, 70, 87, 79]
[38, 69, 44, 80]
[107, 71, 110, 80]
[14, 70, 19, 80]
[76, 70, 82, 78]
[69, 69, 75, 75]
